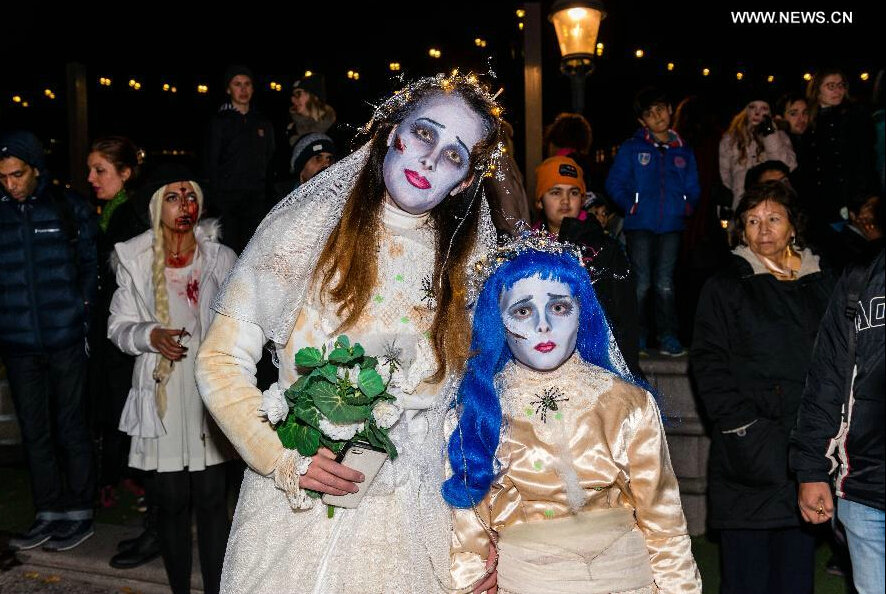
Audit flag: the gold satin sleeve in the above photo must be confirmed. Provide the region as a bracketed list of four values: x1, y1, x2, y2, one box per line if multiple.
[196, 313, 283, 476]
[625, 394, 702, 593]
[450, 495, 494, 591]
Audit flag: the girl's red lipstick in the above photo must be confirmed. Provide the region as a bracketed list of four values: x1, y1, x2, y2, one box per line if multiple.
[404, 169, 431, 190]
[534, 342, 556, 353]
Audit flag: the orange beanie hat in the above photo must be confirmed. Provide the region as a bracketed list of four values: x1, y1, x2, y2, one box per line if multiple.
[534, 156, 586, 200]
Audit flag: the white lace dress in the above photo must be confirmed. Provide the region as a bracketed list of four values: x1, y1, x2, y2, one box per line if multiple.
[200, 203, 451, 593]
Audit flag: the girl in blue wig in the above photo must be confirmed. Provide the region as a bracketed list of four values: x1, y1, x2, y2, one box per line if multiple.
[444, 241, 700, 594]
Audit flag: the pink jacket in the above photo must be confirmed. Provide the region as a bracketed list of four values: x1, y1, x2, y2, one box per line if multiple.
[719, 130, 796, 208]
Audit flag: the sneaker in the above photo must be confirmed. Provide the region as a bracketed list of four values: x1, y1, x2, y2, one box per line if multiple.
[658, 335, 687, 357]
[8, 519, 60, 551]
[639, 336, 649, 357]
[42, 520, 94, 552]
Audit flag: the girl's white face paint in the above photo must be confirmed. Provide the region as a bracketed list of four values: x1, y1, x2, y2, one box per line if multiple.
[382, 93, 485, 215]
[500, 275, 579, 371]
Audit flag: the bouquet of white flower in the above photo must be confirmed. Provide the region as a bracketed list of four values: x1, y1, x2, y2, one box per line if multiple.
[261, 336, 402, 501]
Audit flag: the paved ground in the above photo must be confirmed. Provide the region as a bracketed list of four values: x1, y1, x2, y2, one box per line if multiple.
[0, 524, 202, 594]
[0, 567, 121, 593]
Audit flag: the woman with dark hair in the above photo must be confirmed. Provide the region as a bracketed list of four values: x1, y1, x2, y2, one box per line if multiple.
[108, 165, 237, 593]
[86, 136, 150, 505]
[691, 180, 835, 594]
[444, 238, 700, 593]
[805, 67, 878, 230]
[195, 73, 504, 592]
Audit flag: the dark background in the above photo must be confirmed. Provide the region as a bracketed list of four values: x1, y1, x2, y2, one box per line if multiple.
[1, 0, 882, 182]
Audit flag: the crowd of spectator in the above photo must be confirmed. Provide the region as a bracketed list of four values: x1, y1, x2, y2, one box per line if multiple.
[0, 63, 883, 594]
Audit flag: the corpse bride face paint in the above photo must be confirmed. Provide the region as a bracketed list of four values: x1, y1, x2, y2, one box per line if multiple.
[500, 275, 580, 371]
[382, 93, 485, 215]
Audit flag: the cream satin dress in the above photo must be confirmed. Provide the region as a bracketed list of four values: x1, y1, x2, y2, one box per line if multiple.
[450, 355, 702, 594]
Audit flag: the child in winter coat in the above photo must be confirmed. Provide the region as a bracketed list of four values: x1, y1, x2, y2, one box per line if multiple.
[606, 87, 700, 356]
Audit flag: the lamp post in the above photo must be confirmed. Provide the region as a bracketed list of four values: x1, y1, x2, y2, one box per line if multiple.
[549, 0, 606, 114]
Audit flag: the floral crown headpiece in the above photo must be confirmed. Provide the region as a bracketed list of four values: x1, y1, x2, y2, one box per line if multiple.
[361, 69, 507, 180]
[466, 225, 585, 304]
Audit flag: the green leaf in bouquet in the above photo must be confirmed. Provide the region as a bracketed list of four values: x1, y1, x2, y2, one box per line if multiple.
[287, 375, 310, 395]
[360, 356, 378, 370]
[317, 363, 339, 384]
[319, 436, 347, 455]
[346, 390, 374, 406]
[357, 368, 385, 398]
[335, 335, 351, 349]
[309, 381, 370, 423]
[292, 394, 321, 428]
[377, 390, 397, 402]
[294, 347, 325, 368]
[328, 347, 351, 364]
[277, 419, 321, 456]
[284, 376, 309, 405]
[364, 423, 398, 461]
[305, 488, 322, 499]
[351, 344, 365, 359]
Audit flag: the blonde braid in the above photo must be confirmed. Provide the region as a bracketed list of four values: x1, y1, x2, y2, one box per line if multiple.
[148, 187, 173, 418]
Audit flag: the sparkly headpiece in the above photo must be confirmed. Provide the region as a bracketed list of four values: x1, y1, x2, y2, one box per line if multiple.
[360, 69, 507, 180]
[466, 225, 585, 304]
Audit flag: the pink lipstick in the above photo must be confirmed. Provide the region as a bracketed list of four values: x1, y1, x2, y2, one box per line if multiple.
[404, 169, 431, 190]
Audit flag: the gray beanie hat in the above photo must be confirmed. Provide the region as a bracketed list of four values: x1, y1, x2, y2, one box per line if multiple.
[290, 133, 336, 175]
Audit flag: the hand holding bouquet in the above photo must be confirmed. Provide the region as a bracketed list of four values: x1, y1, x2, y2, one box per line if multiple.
[261, 335, 402, 502]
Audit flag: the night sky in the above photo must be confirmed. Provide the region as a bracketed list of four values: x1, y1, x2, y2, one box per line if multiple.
[2, 0, 882, 181]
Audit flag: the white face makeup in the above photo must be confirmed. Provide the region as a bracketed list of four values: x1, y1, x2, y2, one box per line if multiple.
[500, 275, 580, 371]
[382, 93, 485, 215]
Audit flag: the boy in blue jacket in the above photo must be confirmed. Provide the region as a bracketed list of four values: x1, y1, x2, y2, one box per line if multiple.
[606, 87, 700, 356]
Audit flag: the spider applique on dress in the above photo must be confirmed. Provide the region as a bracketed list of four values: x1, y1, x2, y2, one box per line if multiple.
[529, 386, 569, 423]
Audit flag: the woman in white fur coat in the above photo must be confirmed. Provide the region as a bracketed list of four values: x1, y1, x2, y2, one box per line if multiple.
[108, 163, 237, 594]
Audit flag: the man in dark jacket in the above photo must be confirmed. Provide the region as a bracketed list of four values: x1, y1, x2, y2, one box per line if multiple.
[790, 250, 885, 594]
[204, 64, 276, 253]
[0, 131, 97, 551]
[606, 87, 700, 357]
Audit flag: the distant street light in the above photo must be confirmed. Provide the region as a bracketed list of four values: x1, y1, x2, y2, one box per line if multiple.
[549, 0, 606, 114]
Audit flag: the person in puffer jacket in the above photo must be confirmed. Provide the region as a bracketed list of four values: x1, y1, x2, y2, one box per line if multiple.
[605, 87, 700, 357]
[1, 130, 98, 552]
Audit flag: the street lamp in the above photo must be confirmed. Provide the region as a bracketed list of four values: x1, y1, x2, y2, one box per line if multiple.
[549, 0, 606, 114]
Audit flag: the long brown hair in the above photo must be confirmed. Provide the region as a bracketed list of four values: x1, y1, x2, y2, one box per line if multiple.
[724, 109, 755, 166]
[806, 67, 851, 129]
[313, 77, 503, 383]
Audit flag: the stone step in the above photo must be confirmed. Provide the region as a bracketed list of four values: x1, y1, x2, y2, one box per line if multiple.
[13, 523, 204, 593]
[640, 353, 709, 536]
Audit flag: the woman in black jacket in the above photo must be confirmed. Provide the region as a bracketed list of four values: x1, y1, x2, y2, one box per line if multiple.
[691, 181, 835, 594]
[803, 68, 878, 234]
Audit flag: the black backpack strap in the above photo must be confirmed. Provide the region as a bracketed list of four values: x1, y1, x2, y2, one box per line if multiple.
[840, 262, 872, 422]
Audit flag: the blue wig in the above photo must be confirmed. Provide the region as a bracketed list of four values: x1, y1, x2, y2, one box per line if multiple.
[442, 249, 644, 508]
